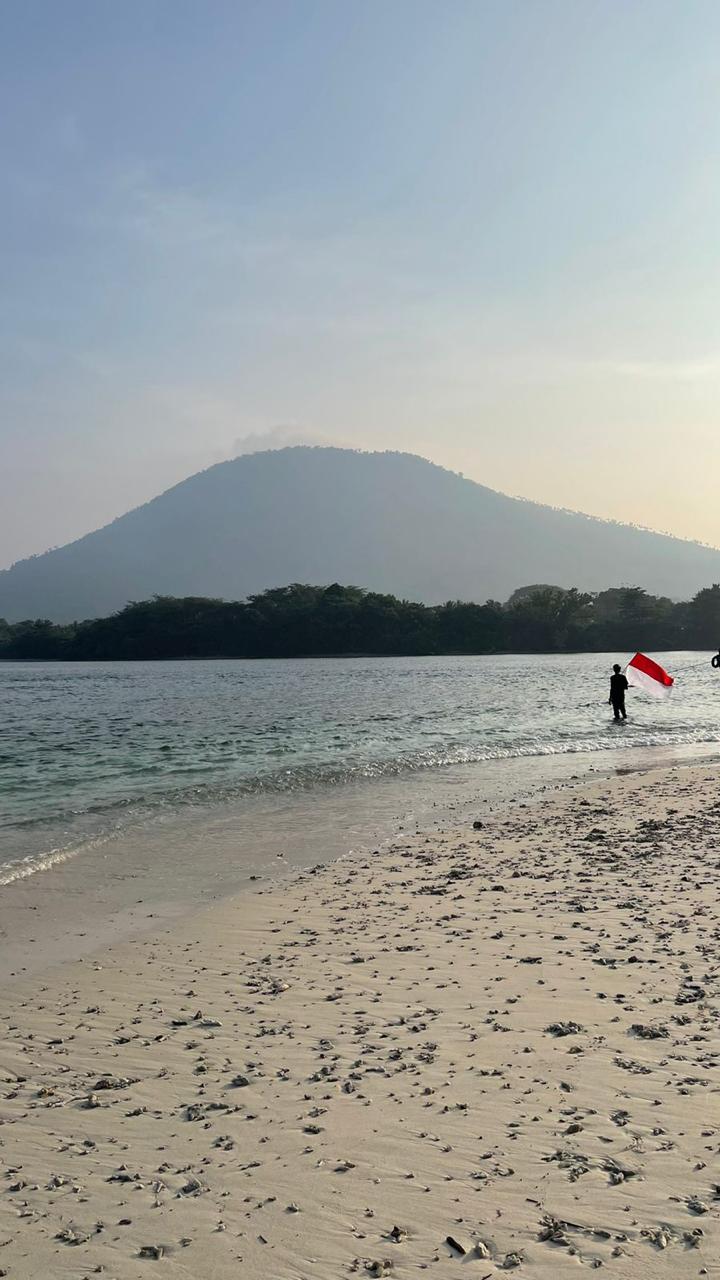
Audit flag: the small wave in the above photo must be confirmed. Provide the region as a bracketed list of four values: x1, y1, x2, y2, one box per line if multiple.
[0, 839, 100, 886]
[5, 727, 720, 837]
[3, 726, 720, 882]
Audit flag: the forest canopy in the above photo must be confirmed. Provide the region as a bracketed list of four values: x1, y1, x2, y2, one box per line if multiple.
[2, 582, 720, 660]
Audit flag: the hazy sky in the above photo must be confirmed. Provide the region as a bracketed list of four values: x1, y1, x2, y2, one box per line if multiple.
[3, 0, 720, 568]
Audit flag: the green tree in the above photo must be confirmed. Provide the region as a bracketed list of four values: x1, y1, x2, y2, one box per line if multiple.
[592, 587, 681, 650]
[685, 584, 720, 648]
[507, 587, 593, 652]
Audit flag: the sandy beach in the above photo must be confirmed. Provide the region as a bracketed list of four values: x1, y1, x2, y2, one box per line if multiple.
[0, 761, 718, 1279]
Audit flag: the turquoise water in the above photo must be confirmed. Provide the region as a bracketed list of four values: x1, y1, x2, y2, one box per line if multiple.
[1, 652, 718, 883]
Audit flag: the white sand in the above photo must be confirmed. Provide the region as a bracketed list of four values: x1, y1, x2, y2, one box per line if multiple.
[0, 762, 718, 1278]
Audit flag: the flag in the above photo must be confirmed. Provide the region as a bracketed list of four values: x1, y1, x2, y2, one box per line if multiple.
[626, 652, 674, 698]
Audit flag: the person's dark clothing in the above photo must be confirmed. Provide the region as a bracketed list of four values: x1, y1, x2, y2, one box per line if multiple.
[609, 672, 629, 720]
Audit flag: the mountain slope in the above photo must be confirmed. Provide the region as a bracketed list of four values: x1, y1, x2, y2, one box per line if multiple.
[1, 447, 719, 622]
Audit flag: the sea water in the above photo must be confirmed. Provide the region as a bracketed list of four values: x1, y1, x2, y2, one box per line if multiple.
[2, 651, 719, 887]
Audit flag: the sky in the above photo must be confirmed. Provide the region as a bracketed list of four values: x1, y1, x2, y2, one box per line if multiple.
[3, 0, 720, 567]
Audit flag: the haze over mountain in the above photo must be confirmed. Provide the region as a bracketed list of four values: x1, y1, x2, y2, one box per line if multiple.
[2, 448, 720, 624]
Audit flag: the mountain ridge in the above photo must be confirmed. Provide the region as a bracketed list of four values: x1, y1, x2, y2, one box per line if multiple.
[2, 447, 719, 622]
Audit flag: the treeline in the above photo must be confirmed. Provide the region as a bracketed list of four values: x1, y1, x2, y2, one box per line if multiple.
[2, 582, 720, 661]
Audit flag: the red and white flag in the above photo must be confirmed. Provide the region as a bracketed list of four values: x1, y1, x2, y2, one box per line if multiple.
[626, 652, 674, 698]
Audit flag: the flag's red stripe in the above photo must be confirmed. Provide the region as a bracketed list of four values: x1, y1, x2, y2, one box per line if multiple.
[628, 652, 674, 686]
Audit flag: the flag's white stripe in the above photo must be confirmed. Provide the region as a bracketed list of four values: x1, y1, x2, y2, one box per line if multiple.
[626, 666, 672, 698]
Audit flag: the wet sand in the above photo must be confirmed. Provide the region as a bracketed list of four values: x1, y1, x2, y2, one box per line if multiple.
[0, 761, 717, 1278]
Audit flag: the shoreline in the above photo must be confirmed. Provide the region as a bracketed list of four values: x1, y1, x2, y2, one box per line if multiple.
[3, 745, 718, 986]
[0, 758, 718, 1278]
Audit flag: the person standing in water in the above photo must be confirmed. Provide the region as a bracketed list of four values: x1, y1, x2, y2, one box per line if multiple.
[608, 663, 629, 721]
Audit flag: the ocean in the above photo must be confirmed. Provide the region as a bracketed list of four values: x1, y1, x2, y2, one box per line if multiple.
[2, 651, 719, 890]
